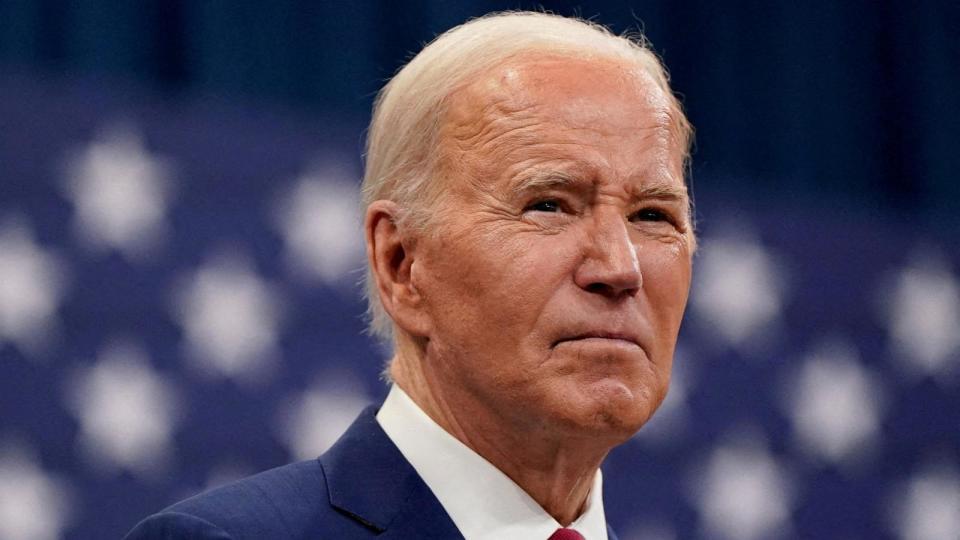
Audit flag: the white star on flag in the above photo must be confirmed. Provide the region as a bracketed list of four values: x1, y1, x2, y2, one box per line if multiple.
[624, 521, 677, 540]
[891, 461, 960, 540]
[171, 251, 283, 383]
[881, 253, 960, 381]
[692, 433, 794, 540]
[64, 339, 181, 480]
[277, 372, 370, 461]
[63, 121, 175, 261]
[274, 162, 365, 286]
[784, 340, 884, 467]
[0, 442, 73, 540]
[692, 227, 787, 351]
[0, 217, 66, 357]
[203, 460, 255, 491]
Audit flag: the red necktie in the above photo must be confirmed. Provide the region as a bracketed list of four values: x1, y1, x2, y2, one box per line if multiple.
[548, 528, 586, 540]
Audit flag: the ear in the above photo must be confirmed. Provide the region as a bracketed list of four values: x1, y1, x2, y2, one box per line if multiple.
[365, 201, 432, 338]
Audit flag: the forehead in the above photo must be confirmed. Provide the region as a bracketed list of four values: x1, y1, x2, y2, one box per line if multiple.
[439, 54, 683, 184]
[446, 54, 671, 134]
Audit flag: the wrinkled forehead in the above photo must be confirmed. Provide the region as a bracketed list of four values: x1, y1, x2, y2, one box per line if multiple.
[443, 53, 673, 132]
[436, 54, 684, 185]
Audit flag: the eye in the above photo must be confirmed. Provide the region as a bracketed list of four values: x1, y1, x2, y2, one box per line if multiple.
[630, 208, 670, 222]
[525, 199, 563, 213]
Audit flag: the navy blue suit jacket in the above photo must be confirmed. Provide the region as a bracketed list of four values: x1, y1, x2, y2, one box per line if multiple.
[125, 406, 620, 539]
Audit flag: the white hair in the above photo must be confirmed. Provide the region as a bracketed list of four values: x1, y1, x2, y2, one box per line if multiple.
[361, 11, 692, 344]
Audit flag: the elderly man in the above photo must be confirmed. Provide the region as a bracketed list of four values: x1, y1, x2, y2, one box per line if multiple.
[126, 11, 693, 540]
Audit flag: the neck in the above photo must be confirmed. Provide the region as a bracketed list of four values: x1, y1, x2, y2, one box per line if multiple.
[389, 342, 610, 526]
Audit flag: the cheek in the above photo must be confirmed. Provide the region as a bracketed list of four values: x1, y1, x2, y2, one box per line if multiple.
[442, 227, 574, 301]
[422, 232, 538, 328]
[640, 245, 692, 340]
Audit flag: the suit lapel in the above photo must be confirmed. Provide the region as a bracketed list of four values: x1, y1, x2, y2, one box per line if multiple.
[320, 406, 463, 538]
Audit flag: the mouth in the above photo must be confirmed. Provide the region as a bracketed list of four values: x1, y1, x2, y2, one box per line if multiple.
[554, 331, 642, 349]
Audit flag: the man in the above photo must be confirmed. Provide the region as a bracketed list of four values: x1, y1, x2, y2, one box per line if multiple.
[126, 11, 693, 540]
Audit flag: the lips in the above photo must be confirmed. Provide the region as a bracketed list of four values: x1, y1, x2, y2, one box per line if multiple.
[554, 330, 643, 348]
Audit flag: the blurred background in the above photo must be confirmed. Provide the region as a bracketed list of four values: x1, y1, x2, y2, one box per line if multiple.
[1, 1, 958, 539]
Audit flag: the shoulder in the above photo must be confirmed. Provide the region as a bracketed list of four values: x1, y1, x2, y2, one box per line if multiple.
[124, 405, 430, 539]
[124, 511, 232, 539]
[125, 459, 339, 540]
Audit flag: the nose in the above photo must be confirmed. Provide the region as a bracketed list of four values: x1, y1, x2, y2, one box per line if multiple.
[574, 211, 642, 298]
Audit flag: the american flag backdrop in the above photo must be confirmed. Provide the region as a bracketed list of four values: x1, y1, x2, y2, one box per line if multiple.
[1, 64, 959, 540]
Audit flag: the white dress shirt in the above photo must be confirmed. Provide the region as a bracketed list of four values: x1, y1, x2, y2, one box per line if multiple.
[376, 384, 608, 540]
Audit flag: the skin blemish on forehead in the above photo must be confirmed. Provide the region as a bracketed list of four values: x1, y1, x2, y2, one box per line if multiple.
[499, 65, 525, 90]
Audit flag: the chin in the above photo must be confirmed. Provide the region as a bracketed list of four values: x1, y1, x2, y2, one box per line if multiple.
[555, 379, 662, 440]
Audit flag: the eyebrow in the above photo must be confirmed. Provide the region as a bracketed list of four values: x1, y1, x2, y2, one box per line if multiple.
[628, 182, 689, 203]
[509, 170, 585, 196]
[510, 169, 689, 203]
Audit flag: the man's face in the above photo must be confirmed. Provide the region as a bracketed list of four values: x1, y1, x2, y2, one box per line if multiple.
[411, 55, 693, 441]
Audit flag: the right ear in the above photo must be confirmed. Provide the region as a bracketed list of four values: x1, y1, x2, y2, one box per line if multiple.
[364, 200, 432, 338]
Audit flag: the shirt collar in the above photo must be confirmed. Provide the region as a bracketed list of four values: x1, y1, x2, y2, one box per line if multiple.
[376, 384, 608, 540]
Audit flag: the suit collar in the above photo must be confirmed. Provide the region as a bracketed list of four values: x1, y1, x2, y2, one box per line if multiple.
[320, 406, 620, 540]
[319, 406, 462, 538]
[378, 386, 610, 540]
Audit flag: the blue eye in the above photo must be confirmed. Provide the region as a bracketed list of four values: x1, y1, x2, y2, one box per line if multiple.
[526, 200, 562, 213]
